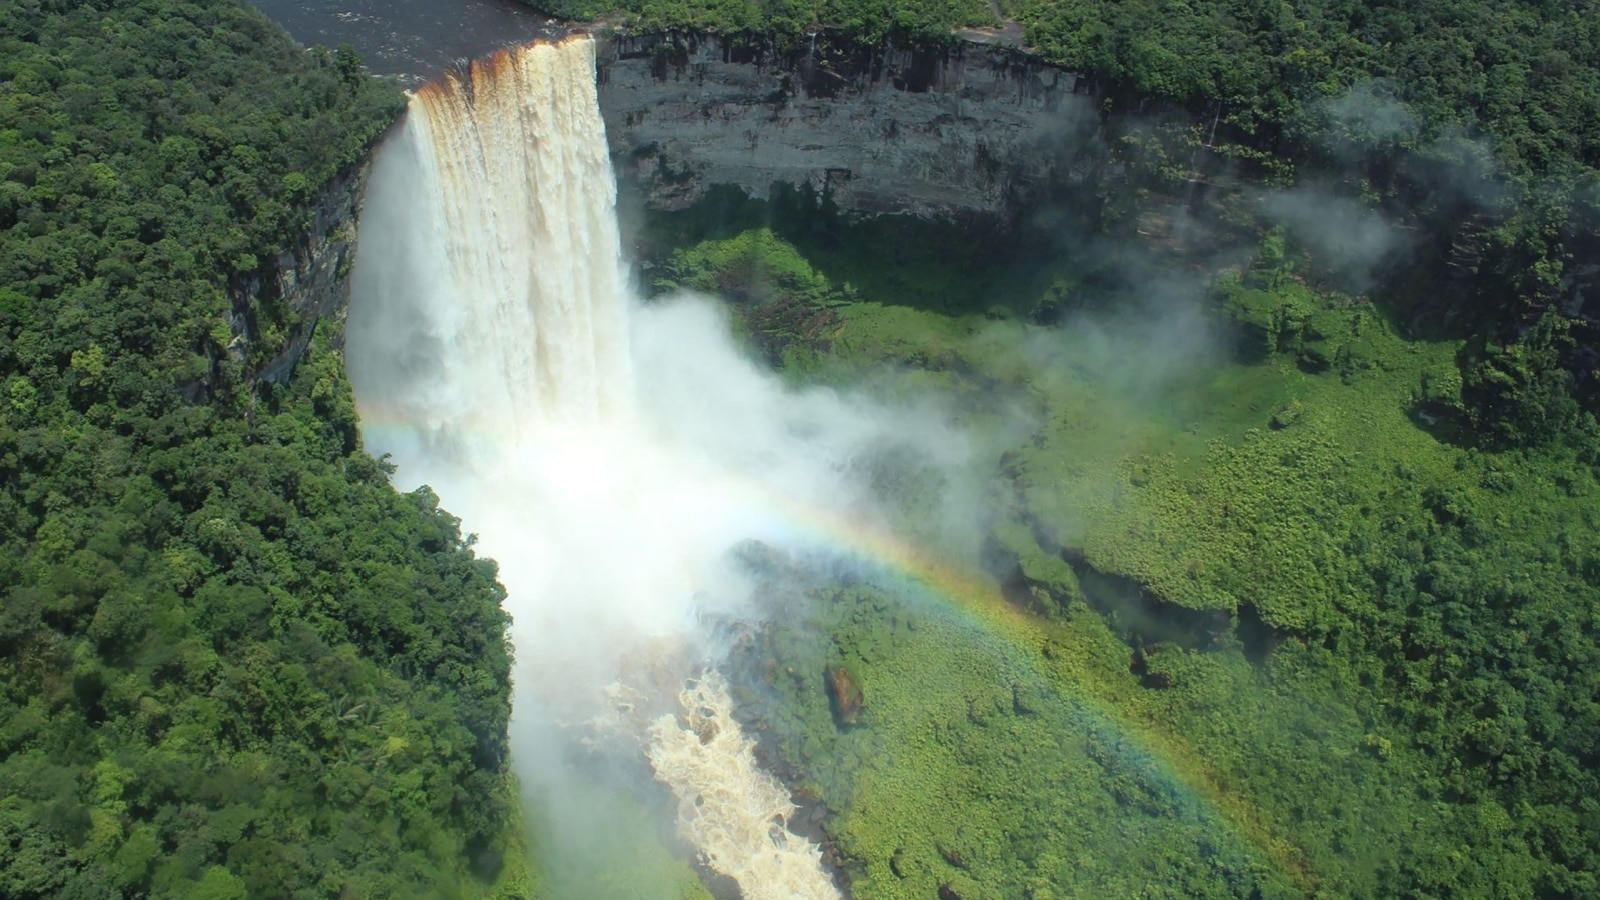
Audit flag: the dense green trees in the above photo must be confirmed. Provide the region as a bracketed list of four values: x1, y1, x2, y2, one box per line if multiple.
[1, 1, 518, 896]
[1007, 0, 1600, 180]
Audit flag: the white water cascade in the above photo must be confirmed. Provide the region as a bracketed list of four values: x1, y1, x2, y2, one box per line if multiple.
[345, 35, 883, 898]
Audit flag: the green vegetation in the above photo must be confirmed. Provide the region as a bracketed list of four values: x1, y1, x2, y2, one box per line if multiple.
[564, 0, 1600, 421]
[654, 223, 855, 366]
[10, 0, 1600, 894]
[539, 0, 1600, 180]
[655, 217, 1600, 896]
[733, 577, 1307, 899]
[636, 183, 1114, 324]
[0, 1, 523, 896]
[1012, 1, 1600, 179]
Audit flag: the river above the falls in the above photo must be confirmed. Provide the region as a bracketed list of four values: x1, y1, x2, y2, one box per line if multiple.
[247, 0, 561, 83]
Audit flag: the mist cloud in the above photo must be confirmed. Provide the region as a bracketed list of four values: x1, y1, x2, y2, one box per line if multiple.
[1261, 185, 1409, 292]
[340, 40, 990, 895]
[1319, 80, 1420, 152]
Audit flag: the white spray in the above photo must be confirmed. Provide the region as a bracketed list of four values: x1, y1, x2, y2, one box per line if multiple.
[347, 35, 963, 898]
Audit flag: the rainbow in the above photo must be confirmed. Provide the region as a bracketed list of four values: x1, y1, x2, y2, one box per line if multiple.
[355, 408, 1314, 891]
[349, 40, 1311, 882]
[697, 463, 1315, 891]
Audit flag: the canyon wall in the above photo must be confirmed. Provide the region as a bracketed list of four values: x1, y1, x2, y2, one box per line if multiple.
[229, 159, 372, 387]
[590, 31, 1600, 366]
[593, 32, 1112, 220]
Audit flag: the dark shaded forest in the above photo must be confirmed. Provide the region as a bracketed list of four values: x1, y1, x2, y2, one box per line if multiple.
[0, 1, 517, 896]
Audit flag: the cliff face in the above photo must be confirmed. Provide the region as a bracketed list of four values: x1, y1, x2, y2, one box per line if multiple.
[594, 32, 1108, 220]
[592, 32, 1600, 376]
[229, 160, 370, 386]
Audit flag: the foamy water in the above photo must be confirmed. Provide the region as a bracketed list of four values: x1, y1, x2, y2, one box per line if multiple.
[346, 36, 849, 898]
[650, 674, 839, 899]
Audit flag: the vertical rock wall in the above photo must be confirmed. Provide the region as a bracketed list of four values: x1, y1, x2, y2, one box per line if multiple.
[230, 159, 372, 387]
[594, 32, 1105, 219]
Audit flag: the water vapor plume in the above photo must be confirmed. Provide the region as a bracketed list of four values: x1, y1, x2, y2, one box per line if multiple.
[1317, 80, 1420, 154]
[347, 35, 962, 897]
[1261, 185, 1409, 292]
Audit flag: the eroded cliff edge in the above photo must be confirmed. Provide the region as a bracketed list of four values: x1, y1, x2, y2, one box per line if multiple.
[592, 29, 1600, 387]
[227, 158, 372, 390]
[594, 32, 1109, 221]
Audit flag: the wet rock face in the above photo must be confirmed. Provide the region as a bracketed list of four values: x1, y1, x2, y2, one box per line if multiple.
[826, 663, 864, 727]
[594, 32, 1101, 220]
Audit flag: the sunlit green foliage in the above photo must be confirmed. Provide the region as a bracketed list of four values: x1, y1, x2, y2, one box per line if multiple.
[658, 226, 846, 306]
[655, 225, 855, 365]
[998, 283, 1600, 895]
[734, 580, 1302, 899]
[0, 1, 521, 896]
[655, 216, 1600, 896]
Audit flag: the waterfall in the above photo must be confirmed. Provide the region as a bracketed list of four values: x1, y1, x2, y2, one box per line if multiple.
[358, 36, 630, 448]
[346, 36, 843, 899]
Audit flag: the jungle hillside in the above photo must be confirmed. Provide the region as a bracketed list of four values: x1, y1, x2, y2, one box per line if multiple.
[0, 1, 523, 897]
[5, 0, 1600, 898]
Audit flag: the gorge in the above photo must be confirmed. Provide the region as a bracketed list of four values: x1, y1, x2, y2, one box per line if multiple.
[344, 35, 963, 898]
[340, 27, 1286, 898]
[339, 19, 1600, 898]
[334, 26, 1378, 900]
[7, 0, 1600, 897]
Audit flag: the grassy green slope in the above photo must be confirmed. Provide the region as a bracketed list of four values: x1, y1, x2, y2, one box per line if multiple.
[654, 220, 1600, 897]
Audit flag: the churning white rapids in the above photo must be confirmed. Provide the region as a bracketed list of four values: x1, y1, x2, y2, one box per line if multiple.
[346, 35, 962, 898]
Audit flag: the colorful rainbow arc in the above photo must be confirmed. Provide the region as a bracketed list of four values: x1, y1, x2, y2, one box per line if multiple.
[363, 35, 1313, 879]
[356, 406, 1312, 891]
[695, 463, 1315, 890]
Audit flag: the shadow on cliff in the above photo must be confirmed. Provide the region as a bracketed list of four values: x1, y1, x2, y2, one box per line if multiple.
[622, 179, 1208, 326]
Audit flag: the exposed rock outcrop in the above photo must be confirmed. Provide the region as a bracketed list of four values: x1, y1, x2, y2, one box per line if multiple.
[594, 32, 1103, 220]
[825, 663, 864, 727]
[229, 159, 371, 386]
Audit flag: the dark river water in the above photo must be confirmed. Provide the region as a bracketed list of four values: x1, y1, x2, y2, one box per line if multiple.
[249, 0, 565, 84]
